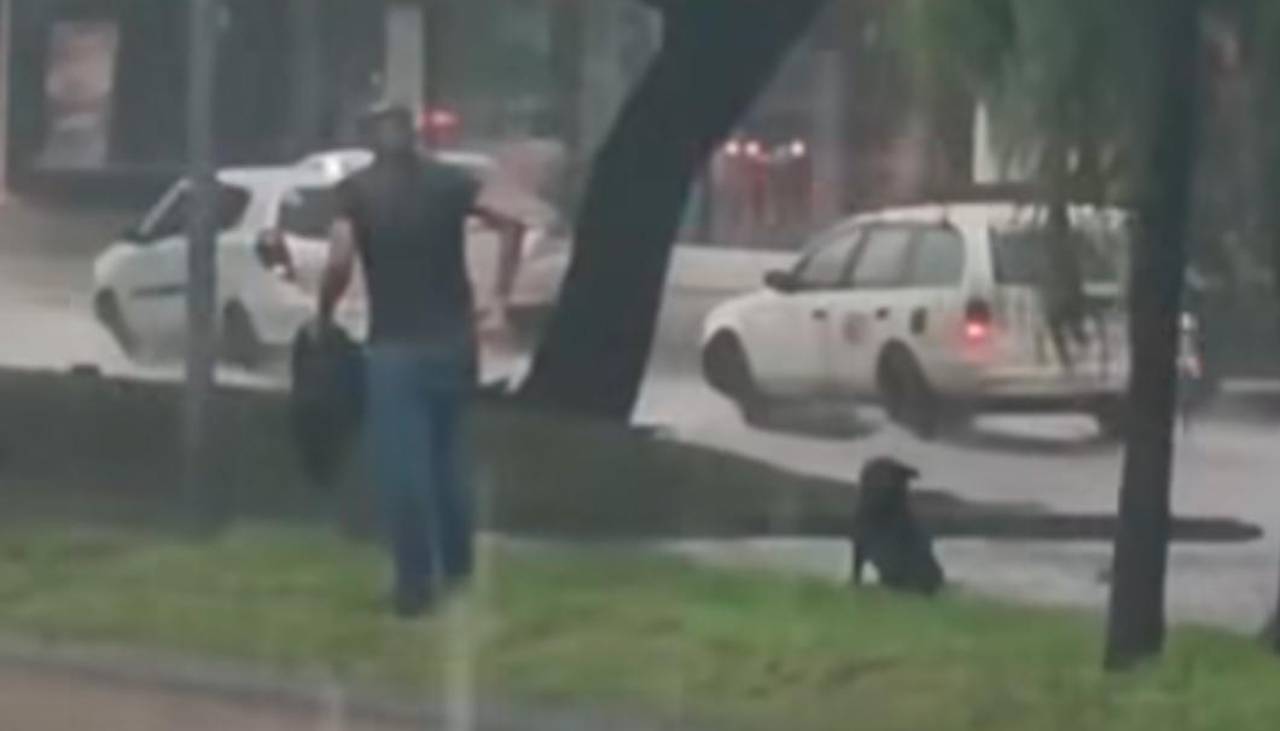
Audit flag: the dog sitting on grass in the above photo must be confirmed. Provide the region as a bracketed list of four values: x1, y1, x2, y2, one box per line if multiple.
[851, 457, 945, 596]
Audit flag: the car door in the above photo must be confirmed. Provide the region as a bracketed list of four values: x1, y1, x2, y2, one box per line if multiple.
[893, 225, 969, 382]
[116, 184, 192, 345]
[745, 228, 862, 396]
[120, 183, 252, 347]
[825, 225, 916, 396]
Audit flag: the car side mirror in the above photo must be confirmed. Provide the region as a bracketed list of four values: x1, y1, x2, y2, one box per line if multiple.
[764, 269, 797, 293]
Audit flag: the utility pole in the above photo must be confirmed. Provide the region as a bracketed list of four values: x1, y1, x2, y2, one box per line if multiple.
[0, 0, 11, 203]
[184, 0, 220, 525]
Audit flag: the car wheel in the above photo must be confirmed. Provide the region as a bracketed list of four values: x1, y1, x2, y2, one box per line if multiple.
[94, 291, 139, 358]
[1093, 397, 1127, 440]
[702, 334, 771, 426]
[221, 303, 264, 368]
[879, 347, 942, 440]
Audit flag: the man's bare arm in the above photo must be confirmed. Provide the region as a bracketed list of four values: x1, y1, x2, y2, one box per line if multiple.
[319, 217, 357, 324]
[472, 204, 527, 308]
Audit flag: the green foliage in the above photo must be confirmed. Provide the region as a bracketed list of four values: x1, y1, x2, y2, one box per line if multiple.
[899, 0, 1159, 198]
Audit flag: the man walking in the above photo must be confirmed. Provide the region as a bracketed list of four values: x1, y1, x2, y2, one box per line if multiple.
[318, 102, 525, 617]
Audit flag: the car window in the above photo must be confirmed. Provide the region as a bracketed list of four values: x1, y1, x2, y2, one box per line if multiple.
[907, 227, 966, 287]
[991, 225, 1125, 286]
[793, 231, 861, 290]
[279, 187, 339, 239]
[139, 184, 250, 242]
[850, 226, 913, 288]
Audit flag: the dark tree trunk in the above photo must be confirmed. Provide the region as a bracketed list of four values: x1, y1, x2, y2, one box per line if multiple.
[1105, 0, 1203, 672]
[550, 0, 586, 154]
[549, 0, 588, 213]
[519, 0, 824, 419]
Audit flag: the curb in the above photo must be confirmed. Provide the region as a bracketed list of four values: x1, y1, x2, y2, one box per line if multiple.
[0, 638, 698, 731]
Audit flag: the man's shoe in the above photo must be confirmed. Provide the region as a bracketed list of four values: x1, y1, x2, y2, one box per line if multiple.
[393, 586, 434, 619]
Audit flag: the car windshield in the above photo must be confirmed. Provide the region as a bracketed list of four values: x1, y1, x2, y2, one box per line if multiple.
[991, 224, 1127, 286]
[278, 186, 338, 239]
[135, 183, 250, 242]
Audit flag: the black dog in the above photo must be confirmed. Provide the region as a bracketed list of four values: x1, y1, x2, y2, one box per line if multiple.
[851, 458, 945, 596]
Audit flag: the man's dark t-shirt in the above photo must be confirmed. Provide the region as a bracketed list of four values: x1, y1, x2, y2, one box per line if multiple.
[337, 155, 481, 348]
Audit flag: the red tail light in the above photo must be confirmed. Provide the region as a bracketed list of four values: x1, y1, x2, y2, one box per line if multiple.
[964, 298, 993, 343]
[419, 106, 461, 145]
[255, 229, 296, 281]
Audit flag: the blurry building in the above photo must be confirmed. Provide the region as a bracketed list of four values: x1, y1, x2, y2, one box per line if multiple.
[700, 0, 975, 249]
[0, 0, 655, 206]
[3, 0, 391, 203]
[1, 0, 973, 228]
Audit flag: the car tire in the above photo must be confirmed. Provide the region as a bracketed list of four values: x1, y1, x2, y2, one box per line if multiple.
[1093, 397, 1127, 440]
[221, 303, 264, 368]
[879, 347, 943, 440]
[702, 334, 772, 426]
[94, 291, 139, 358]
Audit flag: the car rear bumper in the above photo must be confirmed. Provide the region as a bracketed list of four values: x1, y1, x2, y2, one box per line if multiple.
[970, 392, 1123, 414]
[932, 361, 1128, 404]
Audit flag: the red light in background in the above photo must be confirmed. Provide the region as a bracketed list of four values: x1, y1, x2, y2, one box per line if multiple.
[419, 107, 462, 145]
[724, 139, 743, 157]
[421, 107, 460, 130]
[744, 140, 763, 159]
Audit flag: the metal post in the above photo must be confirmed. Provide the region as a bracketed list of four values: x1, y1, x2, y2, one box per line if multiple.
[384, 1, 425, 112]
[0, 0, 11, 203]
[184, 0, 220, 523]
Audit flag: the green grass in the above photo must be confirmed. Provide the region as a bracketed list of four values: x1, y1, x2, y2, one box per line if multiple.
[1, 524, 1278, 730]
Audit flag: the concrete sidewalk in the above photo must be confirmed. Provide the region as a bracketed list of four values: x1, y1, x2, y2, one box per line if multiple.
[0, 643, 696, 731]
[0, 198, 128, 308]
[0, 665, 412, 731]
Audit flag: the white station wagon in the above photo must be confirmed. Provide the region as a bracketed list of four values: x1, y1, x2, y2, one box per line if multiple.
[701, 202, 1132, 438]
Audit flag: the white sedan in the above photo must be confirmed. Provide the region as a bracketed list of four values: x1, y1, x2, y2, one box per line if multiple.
[92, 150, 557, 365]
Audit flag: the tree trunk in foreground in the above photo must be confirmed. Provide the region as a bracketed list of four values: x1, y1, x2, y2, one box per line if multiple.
[519, 0, 824, 419]
[1105, 0, 1202, 671]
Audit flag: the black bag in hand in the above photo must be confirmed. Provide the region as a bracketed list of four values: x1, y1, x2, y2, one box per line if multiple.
[290, 321, 366, 488]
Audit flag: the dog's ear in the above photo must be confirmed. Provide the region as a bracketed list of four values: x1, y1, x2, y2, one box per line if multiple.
[874, 457, 920, 484]
[860, 457, 921, 488]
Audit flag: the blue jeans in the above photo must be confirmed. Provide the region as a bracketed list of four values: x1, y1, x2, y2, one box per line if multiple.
[366, 344, 475, 599]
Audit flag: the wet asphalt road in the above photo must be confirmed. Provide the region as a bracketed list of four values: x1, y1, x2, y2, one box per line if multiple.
[2, 208, 1278, 633]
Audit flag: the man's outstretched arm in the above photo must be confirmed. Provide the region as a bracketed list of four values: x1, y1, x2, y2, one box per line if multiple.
[471, 204, 527, 313]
